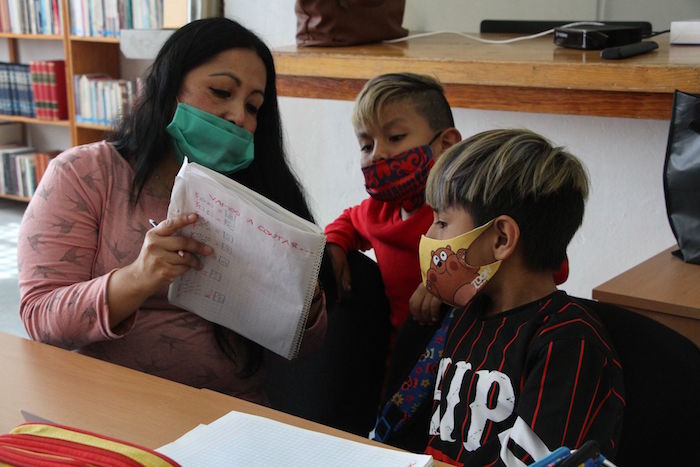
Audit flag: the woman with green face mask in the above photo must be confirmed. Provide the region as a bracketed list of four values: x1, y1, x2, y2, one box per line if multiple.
[17, 18, 327, 405]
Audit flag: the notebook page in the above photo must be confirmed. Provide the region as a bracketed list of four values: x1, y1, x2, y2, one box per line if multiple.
[158, 410, 433, 467]
[167, 161, 325, 358]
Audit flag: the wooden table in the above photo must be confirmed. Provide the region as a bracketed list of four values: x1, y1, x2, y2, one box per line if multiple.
[272, 34, 700, 120]
[0, 332, 447, 464]
[593, 246, 700, 346]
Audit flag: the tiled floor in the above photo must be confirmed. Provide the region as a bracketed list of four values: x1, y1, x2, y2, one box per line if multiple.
[0, 199, 28, 337]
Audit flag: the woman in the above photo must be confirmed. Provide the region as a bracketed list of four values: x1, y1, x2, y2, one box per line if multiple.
[17, 18, 326, 405]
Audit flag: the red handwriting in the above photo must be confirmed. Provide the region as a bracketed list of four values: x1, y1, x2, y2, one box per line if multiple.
[196, 191, 313, 254]
[257, 225, 313, 254]
[208, 193, 241, 217]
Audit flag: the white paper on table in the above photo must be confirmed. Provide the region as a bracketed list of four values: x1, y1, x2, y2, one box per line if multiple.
[157, 410, 433, 467]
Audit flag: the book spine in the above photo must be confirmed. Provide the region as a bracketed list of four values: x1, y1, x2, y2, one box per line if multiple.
[17, 154, 26, 197]
[0, 0, 10, 32]
[51, 0, 59, 34]
[26, 154, 37, 196]
[33, 151, 46, 187]
[52, 60, 67, 120]
[20, 0, 29, 34]
[0, 150, 5, 195]
[8, 63, 18, 116]
[0, 63, 9, 116]
[46, 60, 57, 119]
[8, 152, 18, 195]
[23, 64, 35, 118]
[81, 0, 88, 36]
[41, 61, 52, 119]
[29, 62, 43, 119]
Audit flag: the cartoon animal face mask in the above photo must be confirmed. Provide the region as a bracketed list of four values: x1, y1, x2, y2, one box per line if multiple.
[418, 220, 501, 307]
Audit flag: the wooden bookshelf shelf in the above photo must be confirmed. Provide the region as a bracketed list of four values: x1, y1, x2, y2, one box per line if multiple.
[0, 33, 63, 40]
[0, 115, 70, 126]
[0, 193, 31, 202]
[76, 122, 115, 131]
[69, 35, 120, 44]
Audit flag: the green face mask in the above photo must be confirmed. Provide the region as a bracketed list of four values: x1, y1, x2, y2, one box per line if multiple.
[166, 102, 255, 174]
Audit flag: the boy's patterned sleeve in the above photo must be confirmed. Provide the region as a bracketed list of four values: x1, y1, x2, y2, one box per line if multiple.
[324, 205, 372, 252]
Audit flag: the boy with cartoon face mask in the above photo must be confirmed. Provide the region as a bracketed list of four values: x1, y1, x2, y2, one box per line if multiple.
[383, 129, 624, 465]
[325, 73, 462, 344]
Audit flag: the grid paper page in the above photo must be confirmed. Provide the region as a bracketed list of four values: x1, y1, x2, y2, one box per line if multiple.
[158, 410, 433, 467]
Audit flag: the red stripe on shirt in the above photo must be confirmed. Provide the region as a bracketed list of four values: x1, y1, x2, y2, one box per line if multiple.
[498, 320, 528, 371]
[531, 341, 553, 429]
[612, 388, 626, 406]
[576, 371, 603, 447]
[582, 388, 612, 441]
[538, 318, 611, 351]
[425, 445, 463, 466]
[561, 339, 585, 445]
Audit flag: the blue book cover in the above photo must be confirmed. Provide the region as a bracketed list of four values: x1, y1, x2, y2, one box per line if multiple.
[0, 63, 10, 116]
[8, 63, 19, 116]
[13, 64, 34, 117]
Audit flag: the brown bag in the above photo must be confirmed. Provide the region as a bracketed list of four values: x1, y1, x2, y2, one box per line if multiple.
[295, 0, 408, 47]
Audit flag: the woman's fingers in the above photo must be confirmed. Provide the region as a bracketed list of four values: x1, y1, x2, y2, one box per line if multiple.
[156, 235, 213, 258]
[148, 213, 214, 258]
[152, 213, 198, 236]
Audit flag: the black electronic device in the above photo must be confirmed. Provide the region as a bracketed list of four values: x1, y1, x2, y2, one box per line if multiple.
[553, 24, 643, 50]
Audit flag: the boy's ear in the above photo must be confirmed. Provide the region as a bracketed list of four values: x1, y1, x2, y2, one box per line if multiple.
[435, 128, 462, 156]
[491, 215, 519, 262]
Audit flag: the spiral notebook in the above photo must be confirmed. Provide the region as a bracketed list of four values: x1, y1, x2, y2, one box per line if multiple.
[167, 161, 326, 359]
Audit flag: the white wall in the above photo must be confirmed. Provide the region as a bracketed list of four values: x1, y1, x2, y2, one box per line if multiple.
[239, 3, 699, 297]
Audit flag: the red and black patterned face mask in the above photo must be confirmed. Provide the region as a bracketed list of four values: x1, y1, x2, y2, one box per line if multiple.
[362, 133, 441, 212]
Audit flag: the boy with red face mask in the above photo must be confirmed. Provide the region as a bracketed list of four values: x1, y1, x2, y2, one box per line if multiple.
[325, 73, 462, 340]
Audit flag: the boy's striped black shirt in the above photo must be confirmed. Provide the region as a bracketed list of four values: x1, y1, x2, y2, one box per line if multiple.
[425, 291, 625, 466]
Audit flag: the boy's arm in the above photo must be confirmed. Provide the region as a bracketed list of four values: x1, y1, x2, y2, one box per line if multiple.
[512, 338, 624, 462]
[324, 205, 373, 298]
[324, 205, 373, 253]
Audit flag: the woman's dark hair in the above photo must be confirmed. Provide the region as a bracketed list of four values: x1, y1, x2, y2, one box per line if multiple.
[110, 17, 317, 377]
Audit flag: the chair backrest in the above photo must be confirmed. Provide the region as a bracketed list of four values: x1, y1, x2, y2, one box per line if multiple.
[264, 251, 391, 436]
[574, 298, 700, 466]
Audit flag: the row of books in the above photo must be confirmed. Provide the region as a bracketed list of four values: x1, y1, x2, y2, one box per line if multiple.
[74, 73, 139, 126]
[0, 145, 57, 197]
[0, 0, 63, 35]
[0, 121, 60, 198]
[30, 60, 68, 120]
[0, 60, 68, 120]
[69, 0, 163, 37]
[0, 62, 34, 117]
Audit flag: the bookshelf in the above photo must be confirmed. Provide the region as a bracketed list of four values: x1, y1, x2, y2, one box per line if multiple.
[0, 0, 121, 201]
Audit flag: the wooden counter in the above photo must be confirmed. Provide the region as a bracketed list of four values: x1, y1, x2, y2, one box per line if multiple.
[272, 34, 700, 119]
[593, 246, 700, 346]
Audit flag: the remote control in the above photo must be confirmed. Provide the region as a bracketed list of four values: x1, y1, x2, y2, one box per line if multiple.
[601, 41, 659, 59]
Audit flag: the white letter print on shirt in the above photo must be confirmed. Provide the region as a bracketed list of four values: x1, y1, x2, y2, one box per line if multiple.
[430, 358, 470, 441]
[465, 370, 515, 451]
[430, 357, 515, 451]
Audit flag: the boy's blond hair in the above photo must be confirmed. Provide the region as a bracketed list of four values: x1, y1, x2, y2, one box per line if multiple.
[352, 73, 454, 132]
[426, 129, 589, 271]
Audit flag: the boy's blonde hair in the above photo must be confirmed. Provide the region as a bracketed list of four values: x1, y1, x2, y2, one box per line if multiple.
[352, 73, 454, 132]
[426, 129, 589, 271]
